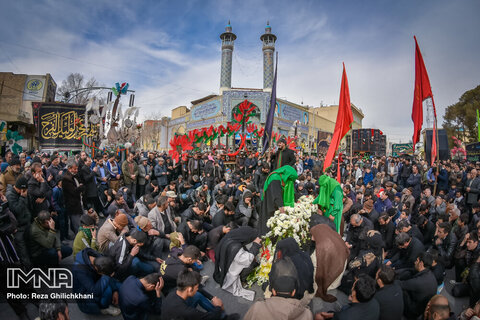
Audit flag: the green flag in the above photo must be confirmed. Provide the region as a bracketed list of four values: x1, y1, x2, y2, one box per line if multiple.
[477, 109, 480, 142]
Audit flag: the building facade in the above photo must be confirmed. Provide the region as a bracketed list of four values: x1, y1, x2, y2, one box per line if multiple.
[0, 72, 56, 153]
[141, 22, 365, 154]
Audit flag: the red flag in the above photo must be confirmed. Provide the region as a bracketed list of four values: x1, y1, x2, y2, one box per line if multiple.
[324, 63, 353, 172]
[412, 36, 437, 158]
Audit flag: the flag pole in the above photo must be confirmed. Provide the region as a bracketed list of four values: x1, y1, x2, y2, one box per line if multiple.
[433, 115, 440, 195]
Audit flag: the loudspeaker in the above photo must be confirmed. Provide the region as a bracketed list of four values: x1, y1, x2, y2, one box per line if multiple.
[424, 129, 449, 161]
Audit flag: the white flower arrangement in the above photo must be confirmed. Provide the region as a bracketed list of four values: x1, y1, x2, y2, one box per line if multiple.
[265, 195, 317, 246]
[247, 195, 317, 288]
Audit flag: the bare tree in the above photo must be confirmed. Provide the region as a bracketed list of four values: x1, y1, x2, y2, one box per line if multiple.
[57, 73, 106, 104]
[141, 112, 164, 150]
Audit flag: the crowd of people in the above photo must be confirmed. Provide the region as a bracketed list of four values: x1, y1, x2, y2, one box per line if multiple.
[0, 137, 479, 320]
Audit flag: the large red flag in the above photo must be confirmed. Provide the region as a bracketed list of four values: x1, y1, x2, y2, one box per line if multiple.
[412, 36, 437, 163]
[323, 63, 353, 172]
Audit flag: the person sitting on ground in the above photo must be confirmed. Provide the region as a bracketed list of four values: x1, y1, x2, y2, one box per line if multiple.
[106, 229, 154, 281]
[73, 248, 121, 316]
[423, 294, 455, 320]
[213, 226, 262, 301]
[399, 252, 438, 319]
[118, 273, 164, 320]
[29, 210, 72, 267]
[235, 190, 258, 227]
[73, 214, 98, 256]
[373, 265, 404, 320]
[177, 219, 208, 252]
[386, 232, 425, 273]
[161, 269, 231, 320]
[345, 213, 373, 259]
[271, 237, 314, 300]
[97, 211, 129, 253]
[37, 300, 70, 320]
[134, 194, 156, 218]
[147, 195, 177, 252]
[212, 201, 236, 228]
[315, 274, 380, 320]
[433, 222, 458, 269]
[206, 221, 237, 261]
[244, 265, 313, 320]
[134, 215, 166, 266]
[108, 193, 134, 226]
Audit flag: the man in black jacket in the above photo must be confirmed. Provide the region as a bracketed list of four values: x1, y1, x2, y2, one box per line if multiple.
[270, 138, 296, 171]
[6, 177, 32, 265]
[433, 222, 457, 268]
[72, 248, 121, 316]
[62, 159, 85, 234]
[387, 232, 425, 273]
[377, 213, 395, 251]
[399, 252, 438, 319]
[374, 265, 404, 320]
[316, 274, 380, 320]
[161, 269, 225, 320]
[106, 229, 154, 281]
[118, 273, 163, 320]
[466, 169, 480, 214]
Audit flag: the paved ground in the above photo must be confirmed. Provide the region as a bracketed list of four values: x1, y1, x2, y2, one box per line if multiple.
[0, 233, 470, 319]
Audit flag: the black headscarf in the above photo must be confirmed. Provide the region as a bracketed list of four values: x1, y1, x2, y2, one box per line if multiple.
[213, 226, 258, 286]
[270, 237, 314, 299]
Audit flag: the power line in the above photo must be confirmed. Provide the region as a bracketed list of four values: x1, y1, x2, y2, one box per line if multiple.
[0, 40, 215, 96]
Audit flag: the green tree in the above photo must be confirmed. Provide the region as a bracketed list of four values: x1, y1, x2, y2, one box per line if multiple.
[443, 85, 480, 145]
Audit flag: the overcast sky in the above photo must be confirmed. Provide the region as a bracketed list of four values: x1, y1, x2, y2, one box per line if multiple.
[1, 0, 479, 143]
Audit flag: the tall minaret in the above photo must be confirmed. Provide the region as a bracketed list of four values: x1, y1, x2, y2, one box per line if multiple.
[260, 22, 277, 91]
[219, 21, 237, 93]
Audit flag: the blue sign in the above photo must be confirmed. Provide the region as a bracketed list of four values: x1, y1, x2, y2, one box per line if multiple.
[279, 103, 304, 122]
[191, 100, 221, 121]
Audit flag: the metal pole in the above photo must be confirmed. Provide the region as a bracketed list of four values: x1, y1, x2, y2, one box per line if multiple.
[433, 118, 440, 195]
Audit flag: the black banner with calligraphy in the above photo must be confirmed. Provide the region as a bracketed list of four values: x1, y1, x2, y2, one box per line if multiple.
[35, 103, 88, 149]
[466, 142, 480, 163]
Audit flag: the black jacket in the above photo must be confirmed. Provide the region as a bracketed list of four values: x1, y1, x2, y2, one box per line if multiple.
[106, 235, 135, 281]
[333, 298, 380, 320]
[378, 221, 395, 250]
[79, 165, 99, 198]
[399, 269, 437, 319]
[390, 237, 425, 270]
[161, 291, 222, 320]
[433, 232, 457, 268]
[62, 171, 85, 215]
[271, 147, 296, 171]
[6, 184, 32, 229]
[374, 283, 404, 320]
[119, 275, 162, 320]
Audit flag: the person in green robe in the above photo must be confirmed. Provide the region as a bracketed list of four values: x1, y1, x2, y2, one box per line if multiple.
[259, 165, 298, 235]
[313, 175, 344, 234]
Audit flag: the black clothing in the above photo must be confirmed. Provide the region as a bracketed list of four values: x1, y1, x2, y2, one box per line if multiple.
[419, 220, 436, 248]
[211, 209, 235, 228]
[161, 291, 223, 320]
[399, 269, 437, 319]
[374, 283, 404, 320]
[333, 298, 380, 320]
[160, 252, 190, 294]
[119, 275, 162, 320]
[213, 227, 259, 286]
[177, 220, 207, 251]
[378, 221, 395, 250]
[389, 237, 425, 270]
[271, 147, 296, 171]
[207, 225, 225, 251]
[272, 238, 314, 299]
[259, 179, 283, 235]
